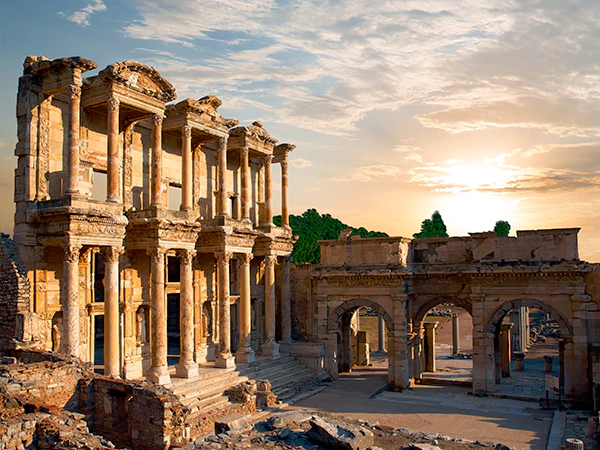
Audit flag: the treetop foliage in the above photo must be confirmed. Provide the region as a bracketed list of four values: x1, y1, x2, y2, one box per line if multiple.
[273, 208, 388, 264]
[494, 220, 511, 236]
[413, 210, 449, 238]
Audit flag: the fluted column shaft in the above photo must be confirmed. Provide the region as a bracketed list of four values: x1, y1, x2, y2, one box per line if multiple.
[240, 145, 250, 220]
[281, 159, 289, 227]
[236, 253, 255, 363]
[65, 85, 81, 194]
[215, 252, 235, 368]
[264, 155, 273, 225]
[147, 248, 170, 384]
[217, 136, 229, 217]
[176, 249, 198, 378]
[281, 255, 292, 342]
[261, 255, 279, 357]
[107, 97, 120, 202]
[151, 114, 163, 207]
[181, 125, 193, 211]
[102, 246, 123, 376]
[62, 244, 81, 357]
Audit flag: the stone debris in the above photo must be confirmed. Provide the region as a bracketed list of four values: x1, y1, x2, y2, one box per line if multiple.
[214, 414, 250, 434]
[306, 416, 374, 449]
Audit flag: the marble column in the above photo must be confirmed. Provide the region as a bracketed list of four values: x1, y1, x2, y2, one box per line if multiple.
[147, 248, 170, 384]
[261, 255, 279, 357]
[102, 246, 123, 377]
[281, 158, 289, 227]
[62, 244, 81, 357]
[217, 136, 229, 217]
[280, 254, 292, 343]
[263, 155, 273, 226]
[176, 249, 198, 378]
[236, 253, 255, 363]
[181, 124, 193, 211]
[500, 322, 513, 378]
[452, 314, 460, 356]
[215, 251, 235, 368]
[423, 321, 438, 372]
[106, 97, 120, 203]
[151, 114, 163, 207]
[65, 84, 81, 194]
[378, 315, 385, 352]
[240, 144, 250, 221]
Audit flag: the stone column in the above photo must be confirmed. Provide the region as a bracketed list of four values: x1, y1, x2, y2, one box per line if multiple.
[263, 155, 273, 226]
[62, 244, 81, 357]
[65, 85, 81, 194]
[514, 352, 525, 371]
[217, 136, 229, 217]
[106, 97, 120, 203]
[236, 253, 255, 363]
[423, 321, 438, 372]
[392, 294, 410, 390]
[500, 323, 513, 378]
[147, 248, 170, 384]
[281, 158, 289, 227]
[378, 315, 385, 352]
[281, 254, 292, 343]
[452, 314, 460, 356]
[240, 144, 251, 221]
[102, 246, 123, 377]
[181, 125, 193, 211]
[176, 249, 198, 378]
[151, 114, 163, 207]
[261, 255, 279, 357]
[215, 251, 235, 368]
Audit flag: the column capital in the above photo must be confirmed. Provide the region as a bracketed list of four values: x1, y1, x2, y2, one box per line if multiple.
[264, 254, 277, 268]
[62, 244, 82, 263]
[68, 84, 81, 99]
[108, 97, 120, 112]
[147, 247, 167, 263]
[215, 251, 233, 267]
[182, 124, 192, 138]
[152, 113, 163, 127]
[102, 246, 124, 263]
[263, 154, 274, 164]
[280, 159, 288, 171]
[219, 135, 228, 148]
[238, 253, 253, 266]
[241, 144, 249, 157]
[177, 249, 196, 265]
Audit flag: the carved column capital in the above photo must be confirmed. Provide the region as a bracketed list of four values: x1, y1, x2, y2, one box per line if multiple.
[102, 246, 124, 263]
[68, 84, 81, 99]
[238, 253, 253, 267]
[108, 97, 120, 112]
[177, 249, 196, 266]
[219, 135, 228, 149]
[62, 244, 82, 264]
[263, 154, 274, 164]
[264, 254, 277, 269]
[152, 113, 163, 127]
[215, 251, 233, 268]
[147, 247, 167, 264]
[280, 159, 288, 172]
[182, 124, 192, 138]
[241, 144, 249, 157]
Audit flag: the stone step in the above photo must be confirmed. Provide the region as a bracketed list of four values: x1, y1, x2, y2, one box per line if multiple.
[269, 367, 313, 390]
[239, 356, 296, 375]
[184, 393, 231, 414]
[177, 374, 250, 402]
[240, 357, 302, 380]
[172, 373, 243, 399]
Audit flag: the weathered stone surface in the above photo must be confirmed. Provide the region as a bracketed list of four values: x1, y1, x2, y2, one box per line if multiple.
[307, 416, 374, 450]
[266, 410, 313, 430]
[214, 414, 250, 434]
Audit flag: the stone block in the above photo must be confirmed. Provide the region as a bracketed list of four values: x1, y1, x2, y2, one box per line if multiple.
[307, 416, 374, 450]
[214, 414, 250, 434]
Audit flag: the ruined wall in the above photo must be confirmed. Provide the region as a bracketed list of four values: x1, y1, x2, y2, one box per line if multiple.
[290, 263, 316, 341]
[0, 234, 36, 351]
[319, 237, 410, 267]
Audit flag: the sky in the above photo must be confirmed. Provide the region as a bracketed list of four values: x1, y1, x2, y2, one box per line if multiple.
[0, 0, 599, 261]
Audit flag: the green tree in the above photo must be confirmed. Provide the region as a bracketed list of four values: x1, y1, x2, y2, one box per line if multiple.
[494, 220, 511, 237]
[413, 210, 449, 238]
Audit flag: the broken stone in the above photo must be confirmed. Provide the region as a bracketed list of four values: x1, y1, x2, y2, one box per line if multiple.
[307, 416, 374, 450]
[214, 414, 250, 434]
[266, 410, 313, 430]
[406, 444, 442, 450]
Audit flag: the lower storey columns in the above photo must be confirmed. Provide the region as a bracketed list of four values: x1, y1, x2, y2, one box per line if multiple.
[102, 246, 123, 377]
[62, 244, 82, 357]
[176, 249, 199, 378]
[280, 255, 292, 343]
[147, 248, 171, 384]
[215, 252, 236, 368]
[261, 255, 279, 357]
[236, 253, 255, 363]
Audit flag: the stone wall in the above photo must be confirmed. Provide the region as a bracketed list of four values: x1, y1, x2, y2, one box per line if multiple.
[290, 263, 316, 341]
[0, 234, 35, 351]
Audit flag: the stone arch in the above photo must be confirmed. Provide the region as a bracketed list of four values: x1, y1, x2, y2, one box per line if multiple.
[413, 295, 472, 325]
[483, 298, 572, 338]
[328, 298, 395, 332]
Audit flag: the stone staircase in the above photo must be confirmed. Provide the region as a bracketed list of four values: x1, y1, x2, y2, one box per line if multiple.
[168, 354, 321, 417]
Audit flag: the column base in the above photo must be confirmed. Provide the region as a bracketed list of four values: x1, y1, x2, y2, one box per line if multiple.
[235, 347, 256, 364]
[215, 352, 236, 369]
[279, 339, 292, 354]
[261, 340, 280, 358]
[175, 360, 199, 378]
[146, 366, 171, 385]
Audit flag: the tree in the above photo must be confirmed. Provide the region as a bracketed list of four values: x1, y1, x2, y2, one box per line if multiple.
[494, 220, 511, 237]
[413, 210, 449, 238]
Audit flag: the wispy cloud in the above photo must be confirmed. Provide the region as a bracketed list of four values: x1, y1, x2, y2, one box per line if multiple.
[290, 158, 312, 169]
[394, 145, 423, 162]
[59, 0, 106, 27]
[332, 164, 401, 182]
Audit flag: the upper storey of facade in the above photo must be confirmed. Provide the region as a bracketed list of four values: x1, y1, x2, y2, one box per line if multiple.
[14, 55, 295, 251]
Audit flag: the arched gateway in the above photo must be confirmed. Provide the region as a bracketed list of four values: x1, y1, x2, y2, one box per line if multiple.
[301, 230, 599, 403]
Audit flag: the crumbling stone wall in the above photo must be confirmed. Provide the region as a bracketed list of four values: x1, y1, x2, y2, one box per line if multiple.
[0, 234, 35, 351]
[290, 263, 315, 341]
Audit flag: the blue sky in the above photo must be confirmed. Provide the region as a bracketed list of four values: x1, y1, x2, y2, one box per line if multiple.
[1, 0, 599, 260]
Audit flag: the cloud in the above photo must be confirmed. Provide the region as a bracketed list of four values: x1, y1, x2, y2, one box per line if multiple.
[290, 158, 312, 169]
[59, 0, 106, 27]
[332, 164, 401, 182]
[393, 145, 423, 162]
